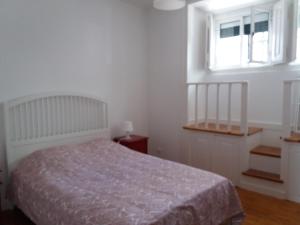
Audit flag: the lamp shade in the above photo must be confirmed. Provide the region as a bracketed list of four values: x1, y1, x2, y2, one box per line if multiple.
[122, 121, 134, 133]
[153, 0, 186, 11]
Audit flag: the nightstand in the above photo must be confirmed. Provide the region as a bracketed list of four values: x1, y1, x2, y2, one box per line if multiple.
[113, 135, 148, 154]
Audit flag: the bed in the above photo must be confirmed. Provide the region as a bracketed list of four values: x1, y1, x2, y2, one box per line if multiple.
[4, 93, 244, 225]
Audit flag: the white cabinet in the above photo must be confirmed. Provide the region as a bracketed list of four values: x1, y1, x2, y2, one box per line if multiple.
[287, 143, 300, 203]
[212, 136, 241, 184]
[186, 132, 242, 185]
[188, 133, 212, 171]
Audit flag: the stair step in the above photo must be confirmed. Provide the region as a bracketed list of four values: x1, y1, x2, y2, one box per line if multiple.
[242, 169, 283, 183]
[183, 122, 263, 136]
[284, 132, 300, 143]
[250, 146, 281, 158]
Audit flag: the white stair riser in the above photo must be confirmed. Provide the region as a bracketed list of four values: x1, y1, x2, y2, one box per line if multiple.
[247, 132, 262, 151]
[250, 155, 280, 174]
[239, 177, 286, 199]
[261, 129, 282, 148]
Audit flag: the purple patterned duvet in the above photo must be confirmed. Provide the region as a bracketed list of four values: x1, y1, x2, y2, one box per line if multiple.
[9, 138, 244, 225]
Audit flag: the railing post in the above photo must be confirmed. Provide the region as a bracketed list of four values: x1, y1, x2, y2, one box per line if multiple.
[205, 84, 209, 128]
[216, 84, 220, 129]
[227, 83, 232, 131]
[283, 81, 293, 138]
[241, 82, 248, 136]
[194, 84, 199, 126]
[292, 81, 300, 133]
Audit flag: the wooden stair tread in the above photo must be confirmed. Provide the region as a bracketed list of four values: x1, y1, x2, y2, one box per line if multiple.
[242, 169, 283, 183]
[250, 146, 281, 158]
[284, 132, 300, 143]
[183, 122, 263, 137]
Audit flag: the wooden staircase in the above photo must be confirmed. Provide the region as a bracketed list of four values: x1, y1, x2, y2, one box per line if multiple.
[250, 145, 281, 158]
[243, 169, 283, 183]
[284, 132, 300, 143]
[243, 145, 283, 183]
[183, 122, 263, 137]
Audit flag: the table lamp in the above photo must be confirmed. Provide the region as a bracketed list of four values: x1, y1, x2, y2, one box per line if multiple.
[123, 121, 133, 139]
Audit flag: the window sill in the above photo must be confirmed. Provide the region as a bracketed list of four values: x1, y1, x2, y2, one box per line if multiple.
[289, 60, 300, 66]
[209, 63, 273, 72]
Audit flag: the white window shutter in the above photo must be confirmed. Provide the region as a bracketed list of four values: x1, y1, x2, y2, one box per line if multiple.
[290, 0, 298, 61]
[205, 14, 214, 69]
[271, 0, 287, 64]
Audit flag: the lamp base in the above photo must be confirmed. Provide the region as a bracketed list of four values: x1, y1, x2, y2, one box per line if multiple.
[125, 133, 132, 140]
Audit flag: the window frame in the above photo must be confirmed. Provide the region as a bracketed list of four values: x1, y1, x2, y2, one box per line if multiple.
[209, 2, 281, 71]
[292, 0, 300, 62]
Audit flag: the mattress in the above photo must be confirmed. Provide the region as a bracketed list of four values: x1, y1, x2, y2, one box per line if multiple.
[9, 138, 244, 225]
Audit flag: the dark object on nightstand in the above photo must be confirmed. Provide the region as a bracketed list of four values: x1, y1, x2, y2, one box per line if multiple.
[113, 135, 148, 154]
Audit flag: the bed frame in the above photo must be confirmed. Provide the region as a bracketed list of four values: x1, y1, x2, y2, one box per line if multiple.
[3, 93, 110, 208]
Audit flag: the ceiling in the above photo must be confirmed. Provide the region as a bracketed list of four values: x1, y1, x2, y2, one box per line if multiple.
[120, 0, 153, 8]
[120, 0, 203, 9]
[193, 0, 276, 13]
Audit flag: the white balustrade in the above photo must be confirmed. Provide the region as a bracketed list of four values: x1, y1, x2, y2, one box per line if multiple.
[188, 81, 249, 135]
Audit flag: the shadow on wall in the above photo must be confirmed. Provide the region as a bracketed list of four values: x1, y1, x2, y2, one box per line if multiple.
[0, 102, 7, 209]
[0, 103, 5, 167]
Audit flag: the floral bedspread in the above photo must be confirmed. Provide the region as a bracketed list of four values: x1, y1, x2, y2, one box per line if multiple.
[9, 138, 244, 225]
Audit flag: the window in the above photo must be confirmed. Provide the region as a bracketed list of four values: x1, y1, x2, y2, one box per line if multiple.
[215, 20, 241, 67]
[248, 13, 269, 62]
[207, 0, 287, 70]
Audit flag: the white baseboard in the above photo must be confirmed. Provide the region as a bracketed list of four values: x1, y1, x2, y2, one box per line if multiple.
[288, 195, 300, 203]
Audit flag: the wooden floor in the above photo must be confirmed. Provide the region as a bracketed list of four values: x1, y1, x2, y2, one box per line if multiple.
[238, 188, 300, 225]
[1, 188, 300, 225]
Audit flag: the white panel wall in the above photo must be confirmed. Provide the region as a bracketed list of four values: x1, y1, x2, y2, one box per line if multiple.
[0, 0, 149, 166]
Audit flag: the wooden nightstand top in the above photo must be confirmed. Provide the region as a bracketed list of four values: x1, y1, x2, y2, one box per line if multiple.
[113, 135, 148, 143]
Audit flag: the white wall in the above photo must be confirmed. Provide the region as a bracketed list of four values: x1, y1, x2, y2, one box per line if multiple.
[0, 0, 148, 135]
[147, 5, 300, 162]
[147, 8, 187, 161]
[0, 0, 149, 165]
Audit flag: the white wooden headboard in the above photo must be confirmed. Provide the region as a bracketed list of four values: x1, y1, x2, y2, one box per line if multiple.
[4, 92, 110, 174]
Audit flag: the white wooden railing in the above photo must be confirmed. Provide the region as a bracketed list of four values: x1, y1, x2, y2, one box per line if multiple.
[188, 81, 249, 135]
[283, 79, 300, 137]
